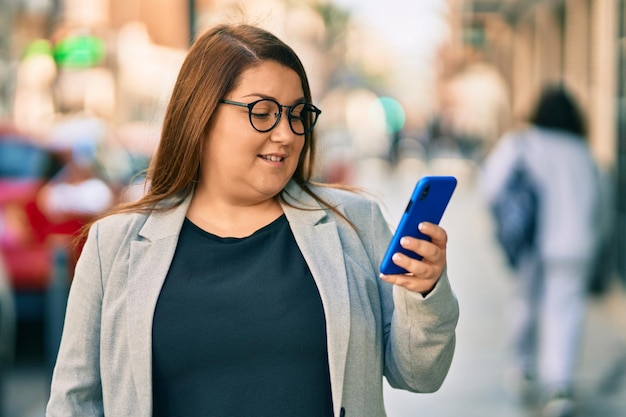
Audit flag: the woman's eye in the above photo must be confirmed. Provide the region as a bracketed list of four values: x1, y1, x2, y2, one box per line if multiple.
[251, 112, 272, 120]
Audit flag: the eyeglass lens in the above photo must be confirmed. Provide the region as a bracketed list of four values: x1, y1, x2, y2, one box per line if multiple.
[250, 99, 318, 135]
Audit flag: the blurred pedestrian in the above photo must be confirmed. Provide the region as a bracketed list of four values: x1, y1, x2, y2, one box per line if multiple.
[46, 23, 459, 417]
[481, 84, 603, 417]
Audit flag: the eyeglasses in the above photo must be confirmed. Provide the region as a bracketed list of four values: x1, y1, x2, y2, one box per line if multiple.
[219, 98, 322, 136]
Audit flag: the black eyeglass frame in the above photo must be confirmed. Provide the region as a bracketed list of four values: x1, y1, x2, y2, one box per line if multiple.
[219, 98, 321, 136]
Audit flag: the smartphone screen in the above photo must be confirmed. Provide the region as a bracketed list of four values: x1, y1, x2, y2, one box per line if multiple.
[379, 176, 457, 275]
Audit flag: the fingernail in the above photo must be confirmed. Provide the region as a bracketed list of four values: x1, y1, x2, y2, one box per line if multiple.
[418, 222, 425, 231]
[400, 237, 408, 246]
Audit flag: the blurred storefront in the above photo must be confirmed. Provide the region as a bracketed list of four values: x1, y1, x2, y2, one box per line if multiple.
[463, 0, 626, 286]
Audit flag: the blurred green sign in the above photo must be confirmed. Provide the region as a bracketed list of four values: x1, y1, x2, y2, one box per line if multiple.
[53, 35, 106, 68]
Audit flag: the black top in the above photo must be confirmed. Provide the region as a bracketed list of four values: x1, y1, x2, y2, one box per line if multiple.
[152, 214, 333, 417]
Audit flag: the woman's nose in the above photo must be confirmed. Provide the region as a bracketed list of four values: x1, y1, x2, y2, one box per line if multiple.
[269, 109, 295, 142]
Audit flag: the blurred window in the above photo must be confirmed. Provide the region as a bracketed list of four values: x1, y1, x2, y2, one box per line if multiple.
[0, 140, 53, 179]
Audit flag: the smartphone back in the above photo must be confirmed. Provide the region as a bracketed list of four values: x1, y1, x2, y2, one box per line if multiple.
[379, 176, 457, 275]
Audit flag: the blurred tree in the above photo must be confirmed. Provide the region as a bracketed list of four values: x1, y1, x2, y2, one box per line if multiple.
[307, 0, 352, 92]
[306, 0, 388, 95]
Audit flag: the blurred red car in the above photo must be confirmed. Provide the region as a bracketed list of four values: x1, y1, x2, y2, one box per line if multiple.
[0, 128, 98, 371]
[0, 133, 87, 291]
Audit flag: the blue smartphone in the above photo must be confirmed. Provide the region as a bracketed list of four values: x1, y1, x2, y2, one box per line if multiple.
[379, 175, 457, 275]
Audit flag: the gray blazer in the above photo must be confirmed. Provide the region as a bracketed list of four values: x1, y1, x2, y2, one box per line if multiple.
[46, 181, 459, 417]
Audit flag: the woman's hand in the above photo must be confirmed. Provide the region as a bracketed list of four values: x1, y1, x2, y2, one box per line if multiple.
[379, 222, 447, 295]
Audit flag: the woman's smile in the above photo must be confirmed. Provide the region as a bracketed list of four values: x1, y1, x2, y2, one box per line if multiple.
[259, 153, 287, 163]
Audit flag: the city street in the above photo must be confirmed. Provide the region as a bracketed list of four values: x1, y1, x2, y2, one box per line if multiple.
[1, 0, 626, 416]
[2, 157, 626, 417]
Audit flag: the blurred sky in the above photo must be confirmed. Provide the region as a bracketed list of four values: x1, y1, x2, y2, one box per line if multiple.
[332, 0, 451, 58]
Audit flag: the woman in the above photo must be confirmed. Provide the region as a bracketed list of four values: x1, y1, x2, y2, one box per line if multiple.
[481, 85, 601, 417]
[46, 24, 459, 417]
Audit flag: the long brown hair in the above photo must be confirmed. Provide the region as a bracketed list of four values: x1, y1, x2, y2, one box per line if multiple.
[76, 23, 354, 244]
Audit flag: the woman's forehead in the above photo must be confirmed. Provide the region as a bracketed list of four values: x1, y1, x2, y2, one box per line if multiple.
[233, 61, 304, 98]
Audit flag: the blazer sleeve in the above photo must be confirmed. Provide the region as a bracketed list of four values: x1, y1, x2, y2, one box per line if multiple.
[369, 200, 460, 393]
[46, 222, 105, 416]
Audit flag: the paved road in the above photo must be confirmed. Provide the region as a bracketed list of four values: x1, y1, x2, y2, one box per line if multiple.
[2, 156, 626, 417]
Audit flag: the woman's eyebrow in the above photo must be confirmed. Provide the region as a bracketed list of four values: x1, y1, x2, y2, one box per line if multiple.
[241, 93, 307, 103]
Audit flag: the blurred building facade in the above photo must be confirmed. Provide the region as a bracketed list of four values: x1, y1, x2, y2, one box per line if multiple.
[463, 0, 626, 287]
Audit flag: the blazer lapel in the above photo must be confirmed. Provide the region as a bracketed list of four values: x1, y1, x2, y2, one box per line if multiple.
[126, 197, 191, 409]
[281, 184, 351, 413]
